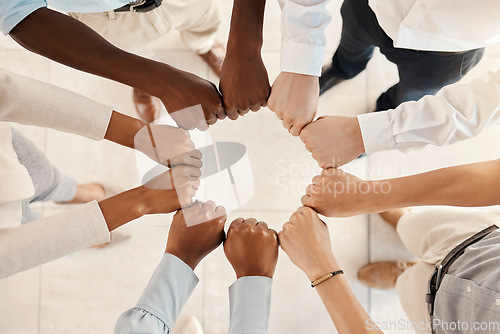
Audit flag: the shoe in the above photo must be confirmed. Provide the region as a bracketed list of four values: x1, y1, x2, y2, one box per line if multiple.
[357, 261, 417, 289]
[319, 64, 345, 96]
[199, 40, 225, 77]
[133, 88, 162, 123]
[174, 315, 204, 334]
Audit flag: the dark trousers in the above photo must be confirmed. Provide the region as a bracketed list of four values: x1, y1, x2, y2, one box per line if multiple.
[330, 0, 485, 111]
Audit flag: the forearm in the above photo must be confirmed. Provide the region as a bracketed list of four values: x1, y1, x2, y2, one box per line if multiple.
[306, 256, 382, 334]
[315, 276, 383, 334]
[358, 70, 500, 154]
[10, 8, 174, 97]
[98, 187, 149, 231]
[372, 160, 500, 210]
[0, 202, 109, 278]
[227, 0, 266, 53]
[104, 111, 146, 149]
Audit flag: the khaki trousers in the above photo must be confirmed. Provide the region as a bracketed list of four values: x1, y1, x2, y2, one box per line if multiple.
[395, 208, 500, 334]
[69, 0, 221, 56]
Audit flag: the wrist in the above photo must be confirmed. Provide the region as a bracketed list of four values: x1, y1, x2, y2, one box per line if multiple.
[165, 250, 199, 271]
[305, 258, 341, 282]
[352, 117, 366, 155]
[104, 111, 146, 149]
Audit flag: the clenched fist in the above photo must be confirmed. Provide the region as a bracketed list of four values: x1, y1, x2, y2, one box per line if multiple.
[300, 116, 365, 168]
[160, 69, 225, 131]
[141, 166, 201, 213]
[220, 51, 271, 120]
[268, 72, 318, 136]
[302, 168, 386, 217]
[224, 218, 279, 279]
[134, 123, 203, 167]
[165, 201, 227, 270]
[279, 207, 340, 281]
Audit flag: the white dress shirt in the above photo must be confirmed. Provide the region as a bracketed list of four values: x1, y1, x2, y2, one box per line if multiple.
[0, 67, 113, 278]
[368, 0, 500, 52]
[279, 0, 332, 76]
[115, 253, 273, 334]
[357, 69, 500, 154]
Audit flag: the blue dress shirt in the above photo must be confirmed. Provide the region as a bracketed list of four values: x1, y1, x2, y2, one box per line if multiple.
[0, 0, 130, 35]
[115, 254, 273, 334]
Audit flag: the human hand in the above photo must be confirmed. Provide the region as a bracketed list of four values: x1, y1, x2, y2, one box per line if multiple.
[219, 50, 270, 120]
[278, 207, 339, 281]
[224, 218, 279, 279]
[301, 168, 383, 217]
[141, 165, 201, 213]
[165, 201, 227, 270]
[160, 69, 225, 131]
[134, 123, 202, 167]
[300, 116, 365, 168]
[268, 72, 318, 136]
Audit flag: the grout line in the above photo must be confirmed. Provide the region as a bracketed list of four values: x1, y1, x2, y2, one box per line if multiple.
[364, 70, 373, 315]
[37, 266, 42, 334]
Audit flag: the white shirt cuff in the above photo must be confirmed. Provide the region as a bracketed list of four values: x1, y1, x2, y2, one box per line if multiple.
[357, 112, 396, 154]
[281, 42, 325, 76]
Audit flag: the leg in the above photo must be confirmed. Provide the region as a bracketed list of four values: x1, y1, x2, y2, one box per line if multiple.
[175, 0, 221, 55]
[396, 207, 494, 264]
[320, 0, 388, 94]
[329, 0, 376, 80]
[167, 0, 224, 76]
[11, 128, 77, 223]
[396, 262, 435, 334]
[376, 48, 485, 111]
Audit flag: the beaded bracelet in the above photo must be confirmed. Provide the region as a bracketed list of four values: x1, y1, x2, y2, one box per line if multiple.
[311, 270, 344, 288]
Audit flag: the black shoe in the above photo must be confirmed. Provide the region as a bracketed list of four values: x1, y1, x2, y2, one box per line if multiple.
[319, 64, 345, 96]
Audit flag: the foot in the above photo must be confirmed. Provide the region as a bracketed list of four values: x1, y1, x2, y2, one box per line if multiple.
[133, 88, 162, 123]
[60, 183, 105, 204]
[199, 40, 225, 77]
[357, 261, 417, 289]
[319, 64, 345, 96]
[379, 208, 410, 229]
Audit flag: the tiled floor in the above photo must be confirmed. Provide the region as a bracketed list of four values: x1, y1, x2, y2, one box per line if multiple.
[1, 1, 500, 334]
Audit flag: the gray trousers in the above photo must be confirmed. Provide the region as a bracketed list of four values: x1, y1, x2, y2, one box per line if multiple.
[11, 128, 77, 223]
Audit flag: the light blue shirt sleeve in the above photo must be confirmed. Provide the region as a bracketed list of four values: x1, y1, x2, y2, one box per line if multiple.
[0, 0, 47, 35]
[114, 254, 199, 334]
[0, 0, 131, 35]
[228, 276, 273, 334]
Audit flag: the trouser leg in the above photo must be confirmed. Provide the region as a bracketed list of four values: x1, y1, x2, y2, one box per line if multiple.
[376, 47, 485, 111]
[176, 0, 221, 54]
[11, 128, 77, 224]
[396, 263, 435, 334]
[329, 0, 390, 79]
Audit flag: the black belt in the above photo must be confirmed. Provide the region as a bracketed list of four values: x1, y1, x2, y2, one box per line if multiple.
[426, 224, 498, 333]
[115, 0, 162, 13]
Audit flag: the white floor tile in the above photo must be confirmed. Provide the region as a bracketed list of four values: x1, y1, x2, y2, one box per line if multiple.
[0, 267, 40, 334]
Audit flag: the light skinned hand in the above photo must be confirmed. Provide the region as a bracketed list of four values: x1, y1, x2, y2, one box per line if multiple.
[220, 50, 271, 120]
[301, 168, 383, 217]
[165, 201, 227, 270]
[300, 116, 365, 168]
[268, 72, 319, 136]
[224, 218, 279, 279]
[134, 123, 203, 168]
[278, 206, 340, 281]
[160, 69, 225, 131]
